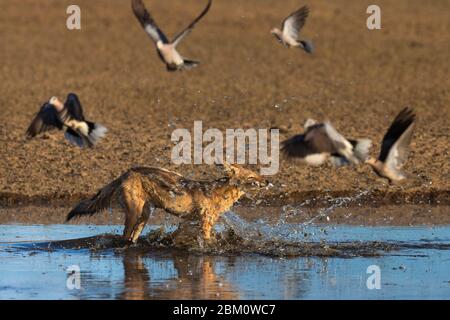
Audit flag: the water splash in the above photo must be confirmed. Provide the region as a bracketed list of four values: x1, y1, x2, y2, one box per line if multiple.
[222, 189, 372, 245]
[301, 189, 371, 226]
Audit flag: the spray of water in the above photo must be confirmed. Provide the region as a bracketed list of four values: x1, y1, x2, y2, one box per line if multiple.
[222, 189, 372, 244]
[301, 189, 371, 226]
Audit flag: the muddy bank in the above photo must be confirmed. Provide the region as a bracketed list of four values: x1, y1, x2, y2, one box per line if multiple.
[15, 234, 400, 258]
[1, 188, 449, 207]
[8, 228, 450, 258]
[0, 203, 449, 226]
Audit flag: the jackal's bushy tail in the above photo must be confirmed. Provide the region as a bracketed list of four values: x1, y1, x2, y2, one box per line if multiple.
[66, 177, 122, 221]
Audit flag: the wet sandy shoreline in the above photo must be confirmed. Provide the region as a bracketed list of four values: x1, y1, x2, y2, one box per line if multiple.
[1, 188, 448, 207]
[1, 202, 449, 226]
[1, 188, 449, 226]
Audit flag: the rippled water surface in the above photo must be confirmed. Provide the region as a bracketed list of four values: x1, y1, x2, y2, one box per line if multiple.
[0, 216, 449, 299]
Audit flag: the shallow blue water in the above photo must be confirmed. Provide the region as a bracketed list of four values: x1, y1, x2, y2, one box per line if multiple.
[0, 224, 449, 299]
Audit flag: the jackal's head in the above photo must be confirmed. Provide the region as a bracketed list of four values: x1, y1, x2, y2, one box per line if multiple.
[221, 163, 268, 189]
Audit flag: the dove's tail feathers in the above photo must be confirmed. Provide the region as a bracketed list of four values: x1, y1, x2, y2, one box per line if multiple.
[353, 139, 372, 162]
[87, 123, 108, 145]
[183, 59, 200, 70]
[300, 40, 314, 54]
[64, 122, 107, 148]
[331, 139, 372, 167]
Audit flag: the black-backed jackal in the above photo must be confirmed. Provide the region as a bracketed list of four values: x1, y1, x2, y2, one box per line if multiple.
[67, 163, 267, 244]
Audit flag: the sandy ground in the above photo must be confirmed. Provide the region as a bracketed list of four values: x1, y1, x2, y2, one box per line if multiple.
[0, 1, 449, 222]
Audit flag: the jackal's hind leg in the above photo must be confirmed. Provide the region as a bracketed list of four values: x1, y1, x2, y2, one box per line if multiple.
[121, 180, 146, 242]
[123, 210, 140, 242]
[130, 204, 155, 244]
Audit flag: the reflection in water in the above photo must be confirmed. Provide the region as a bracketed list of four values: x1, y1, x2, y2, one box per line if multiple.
[118, 250, 240, 299]
[119, 251, 151, 300]
[114, 250, 316, 299]
[155, 254, 239, 299]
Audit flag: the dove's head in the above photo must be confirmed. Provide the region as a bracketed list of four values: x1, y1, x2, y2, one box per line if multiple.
[156, 40, 165, 50]
[270, 28, 283, 41]
[304, 118, 318, 130]
[365, 157, 383, 173]
[365, 157, 386, 177]
[49, 96, 64, 111]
